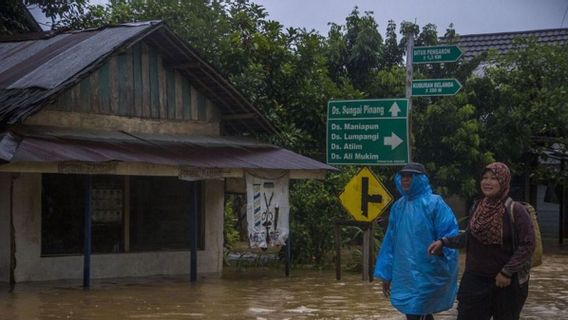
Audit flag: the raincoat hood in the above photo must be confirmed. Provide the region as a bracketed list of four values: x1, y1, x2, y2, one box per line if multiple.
[394, 173, 432, 199]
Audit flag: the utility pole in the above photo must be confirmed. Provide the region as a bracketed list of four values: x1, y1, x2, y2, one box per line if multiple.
[405, 30, 414, 161]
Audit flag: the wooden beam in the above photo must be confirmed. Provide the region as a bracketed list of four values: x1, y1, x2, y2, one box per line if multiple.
[222, 113, 257, 121]
[0, 163, 330, 180]
[289, 170, 327, 180]
[167, 62, 201, 70]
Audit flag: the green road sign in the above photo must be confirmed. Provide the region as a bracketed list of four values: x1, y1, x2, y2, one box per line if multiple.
[413, 45, 463, 64]
[327, 99, 409, 165]
[412, 79, 463, 96]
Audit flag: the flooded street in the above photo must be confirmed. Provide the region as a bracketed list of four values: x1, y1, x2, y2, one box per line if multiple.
[1, 254, 568, 320]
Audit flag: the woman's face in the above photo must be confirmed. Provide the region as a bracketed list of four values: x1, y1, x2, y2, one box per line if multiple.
[480, 170, 501, 198]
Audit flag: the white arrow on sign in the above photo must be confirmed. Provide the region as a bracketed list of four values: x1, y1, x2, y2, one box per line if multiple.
[384, 132, 403, 150]
[389, 102, 401, 117]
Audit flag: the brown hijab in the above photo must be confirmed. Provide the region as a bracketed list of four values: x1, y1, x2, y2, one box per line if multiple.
[469, 162, 511, 245]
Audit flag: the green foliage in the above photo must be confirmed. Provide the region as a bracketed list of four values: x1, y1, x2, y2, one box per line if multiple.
[476, 40, 568, 183]
[414, 97, 489, 197]
[1, 0, 87, 34]
[289, 168, 357, 265]
[223, 197, 240, 250]
[383, 20, 403, 68]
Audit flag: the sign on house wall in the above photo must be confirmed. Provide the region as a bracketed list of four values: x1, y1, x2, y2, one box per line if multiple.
[246, 171, 289, 248]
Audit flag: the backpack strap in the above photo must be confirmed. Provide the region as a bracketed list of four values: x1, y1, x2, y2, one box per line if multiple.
[505, 197, 518, 251]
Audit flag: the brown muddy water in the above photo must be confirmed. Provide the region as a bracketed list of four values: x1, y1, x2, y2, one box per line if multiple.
[1, 254, 568, 320]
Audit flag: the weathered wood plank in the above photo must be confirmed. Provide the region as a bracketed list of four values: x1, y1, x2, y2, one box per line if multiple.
[158, 55, 167, 119]
[141, 43, 151, 118]
[117, 52, 131, 116]
[132, 44, 143, 117]
[205, 99, 214, 122]
[109, 56, 119, 114]
[182, 78, 191, 120]
[197, 92, 207, 121]
[79, 77, 90, 112]
[166, 68, 175, 120]
[98, 62, 110, 114]
[190, 86, 198, 120]
[0, 162, 245, 178]
[90, 69, 100, 113]
[125, 49, 134, 115]
[60, 88, 73, 111]
[149, 47, 160, 118]
[175, 72, 183, 121]
[72, 82, 80, 112]
[25, 110, 220, 135]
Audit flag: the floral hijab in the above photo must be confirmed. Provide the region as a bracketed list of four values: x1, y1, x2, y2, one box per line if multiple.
[469, 162, 511, 245]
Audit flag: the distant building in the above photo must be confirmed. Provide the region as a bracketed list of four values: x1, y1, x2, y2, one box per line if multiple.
[457, 28, 568, 60]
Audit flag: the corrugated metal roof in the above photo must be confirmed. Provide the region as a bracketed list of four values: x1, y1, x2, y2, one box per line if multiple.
[454, 28, 568, 60]
[0, 21, 277, 135]
[0, 126, 336, 171]
[0, 22, 157, 89]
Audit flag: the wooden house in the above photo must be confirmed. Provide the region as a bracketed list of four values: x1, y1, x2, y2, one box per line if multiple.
[0, 21, 334, 284]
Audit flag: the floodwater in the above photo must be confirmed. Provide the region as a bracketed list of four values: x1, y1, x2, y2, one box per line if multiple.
[1, 254, 568, 320]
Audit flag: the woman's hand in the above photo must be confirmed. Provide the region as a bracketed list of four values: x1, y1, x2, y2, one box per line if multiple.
[495, 272, 512, 287]
[428, 240, 443, 256]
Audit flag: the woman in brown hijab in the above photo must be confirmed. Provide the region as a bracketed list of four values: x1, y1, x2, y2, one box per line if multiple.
[428, 162, 535, 320]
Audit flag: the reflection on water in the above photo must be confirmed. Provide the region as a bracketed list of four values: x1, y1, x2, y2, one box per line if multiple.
[1, 254, 568, 319]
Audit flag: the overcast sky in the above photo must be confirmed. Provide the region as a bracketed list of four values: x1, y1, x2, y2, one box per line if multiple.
[252, 0, 568, 36]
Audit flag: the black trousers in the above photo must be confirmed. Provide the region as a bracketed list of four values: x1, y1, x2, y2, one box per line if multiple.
[406, 314, 434, 320]
[457, 271, 529, 320]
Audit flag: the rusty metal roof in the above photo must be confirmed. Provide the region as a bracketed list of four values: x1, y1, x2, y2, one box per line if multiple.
[0, 21, 277, 135]
[455, 28, 568, 60]
[0, 126, 336, 171]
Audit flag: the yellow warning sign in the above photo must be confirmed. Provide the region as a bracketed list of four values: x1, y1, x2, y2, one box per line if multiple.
[339, 167, 394, 222]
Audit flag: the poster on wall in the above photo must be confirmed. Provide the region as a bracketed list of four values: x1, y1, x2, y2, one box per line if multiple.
[246, 171, 289, 249]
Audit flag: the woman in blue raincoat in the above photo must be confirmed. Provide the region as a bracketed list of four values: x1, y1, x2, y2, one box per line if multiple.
[374, 162, 459, 320]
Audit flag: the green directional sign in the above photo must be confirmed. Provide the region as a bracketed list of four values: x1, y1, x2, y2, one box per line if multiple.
[327, 99, 409, 165]
[412, 79, 462, 96]
[413, 45, 463, 64]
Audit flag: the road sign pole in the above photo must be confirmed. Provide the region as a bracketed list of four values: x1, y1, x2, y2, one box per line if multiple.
[405, 31, 414, 161]
[362, 223, 370, 282]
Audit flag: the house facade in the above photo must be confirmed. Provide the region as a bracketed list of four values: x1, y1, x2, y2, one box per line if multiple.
[0, 21, 333, 283]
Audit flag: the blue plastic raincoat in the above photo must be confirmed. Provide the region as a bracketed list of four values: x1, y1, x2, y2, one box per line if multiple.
[374, 173, 459, 315]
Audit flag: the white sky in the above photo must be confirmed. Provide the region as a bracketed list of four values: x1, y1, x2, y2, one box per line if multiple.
[30, 0, 568, 36]
[252, 0, 568, 36]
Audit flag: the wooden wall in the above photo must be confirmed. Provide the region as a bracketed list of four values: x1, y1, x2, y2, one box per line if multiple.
[49, 42, 212, 122]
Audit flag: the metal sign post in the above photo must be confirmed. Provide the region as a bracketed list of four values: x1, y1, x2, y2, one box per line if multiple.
[405, 31, 414, 161]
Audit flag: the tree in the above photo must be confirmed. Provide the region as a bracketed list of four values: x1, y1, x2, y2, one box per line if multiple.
[344, 7, 384, 90]
[383, 20, 402, 68]
[1, 0, 88, 34]
[476, 39, 568, 182]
